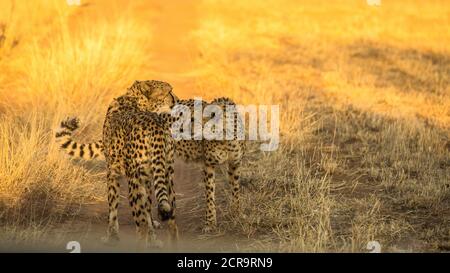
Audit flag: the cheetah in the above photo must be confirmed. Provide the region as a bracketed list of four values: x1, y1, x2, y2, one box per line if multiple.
[56, 80, 179, 245]
[164, 97, 245, 232]
[56, 84, 245, 233]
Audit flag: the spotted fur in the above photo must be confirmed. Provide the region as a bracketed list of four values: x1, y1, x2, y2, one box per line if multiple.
[164, 97, 245, 232]
[56, 80, 179, 245]
[56, 84, 244, 233]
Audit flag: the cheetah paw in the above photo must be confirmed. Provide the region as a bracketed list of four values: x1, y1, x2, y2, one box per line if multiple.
[202, 225, 217, 234]
[152, 220, 162, 229]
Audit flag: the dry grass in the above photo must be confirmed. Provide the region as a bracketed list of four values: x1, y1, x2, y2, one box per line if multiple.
[0, 0, 150, 246]
[191, 0, 449, 252]
[0, 0, 448, 252]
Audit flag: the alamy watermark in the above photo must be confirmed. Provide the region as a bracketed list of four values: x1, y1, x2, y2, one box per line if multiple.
[170, 98, 280, 152]
[367, 241, 381, 253]
[66, 241, 81, 253]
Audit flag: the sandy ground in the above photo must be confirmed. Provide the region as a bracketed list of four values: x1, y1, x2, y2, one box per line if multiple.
[51, 160, 250, 253]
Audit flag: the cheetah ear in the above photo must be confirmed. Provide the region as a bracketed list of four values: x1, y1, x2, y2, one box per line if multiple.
[126, 80, 141, 96]
[131, 80, 140, 89]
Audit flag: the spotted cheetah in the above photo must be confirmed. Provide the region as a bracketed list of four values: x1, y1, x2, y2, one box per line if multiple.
[165, 97, 245, 232]
[56, 80, 179, 245]
[56, 84, 245, 233]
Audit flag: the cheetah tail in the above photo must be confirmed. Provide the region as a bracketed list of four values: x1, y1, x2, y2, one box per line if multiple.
[55, 117, 104, 160]
[158, 199, 173, 222]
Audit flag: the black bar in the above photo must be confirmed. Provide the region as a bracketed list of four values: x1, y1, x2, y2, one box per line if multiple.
[0, 253, 446, 272]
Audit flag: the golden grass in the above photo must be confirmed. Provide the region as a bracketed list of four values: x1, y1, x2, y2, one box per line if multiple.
[0, 0, 448, 251]
[192, 0, 449, 252]
[0, 0, 151, 245]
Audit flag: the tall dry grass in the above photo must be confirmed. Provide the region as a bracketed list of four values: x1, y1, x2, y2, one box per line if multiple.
[0, 0, 448, 252]
[190, 0, 449, 252]
[0, 0, 152, 245]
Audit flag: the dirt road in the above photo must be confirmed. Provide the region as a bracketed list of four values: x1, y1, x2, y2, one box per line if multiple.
[45, 0, 247, 252]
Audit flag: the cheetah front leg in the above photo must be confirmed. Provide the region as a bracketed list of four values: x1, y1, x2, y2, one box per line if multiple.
[227, 161, 241, 211]
[102, 169, 121, 245]
[203, 160, 217, 233]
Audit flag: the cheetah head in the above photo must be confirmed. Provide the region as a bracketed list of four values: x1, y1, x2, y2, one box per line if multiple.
[127, 80, 179, 113]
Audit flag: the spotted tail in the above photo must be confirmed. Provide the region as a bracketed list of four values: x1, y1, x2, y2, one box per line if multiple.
[154, 134, 175, 222]
[55, 117, 104, 160]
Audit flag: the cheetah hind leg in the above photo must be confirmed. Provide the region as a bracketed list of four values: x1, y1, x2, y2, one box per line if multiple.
[166, 138, 179, 246]
[101, 169, 121, 246]
[167, 180, 179, 246]
[140, 169, 163, 230]
[128, 174, 162, 249]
